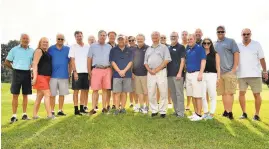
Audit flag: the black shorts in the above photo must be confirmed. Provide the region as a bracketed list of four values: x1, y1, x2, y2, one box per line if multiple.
[11, 69, 32, 95]
[72, 73, 90, 90]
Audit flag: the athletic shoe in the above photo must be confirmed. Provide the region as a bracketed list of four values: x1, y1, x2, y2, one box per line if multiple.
[160, 114, 166, 118]
[190, 115, 203, 121]
[134, 107, 139, 113]
[95, 106, 99, 111]
[222, 110, 228, 117]
[112, 105, 116, 110]
[74, 110, 82, 116]
[84, 106, 89, 112]
[202, 113, 209, 119]
[151, 113, 158, 117]
[107, 105, 111, 111]
[239, 113, 248, 119]
[102, 108, 108, 114]
[47, 115, 56, 119]
[89, 109, 97, 115]
[10, 116, 18, 124]
[129, 104, 134, 108]
[204, 115, 214, 120]
[33, 116, 41, 120]
[22, 114, 30, 120]
[120, 108, 126, 114]
[52, 112, 55, 116]
[114, 109, 120, 115]
[253, 115, 261, 121]
[57, 111, 66, 116]
[228, 112, 234, 120]
[188, 113, 196, 119]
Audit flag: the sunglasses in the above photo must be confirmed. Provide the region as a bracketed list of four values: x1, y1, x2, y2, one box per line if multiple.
[217, 31, 225, 34]
[203, 42, 211, 45]
[161, 37, 166, 39]
[129, 40, 135, 42]
[170, 36, 177, 38]
[243, 33, 250, 36]
[58, 38, 64, 41]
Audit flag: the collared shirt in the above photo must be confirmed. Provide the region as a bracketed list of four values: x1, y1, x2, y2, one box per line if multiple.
[186, 44, 206, 72]
[214, 37, 239, 73]
[110, 46, 133, 78]
[48, 45, 70, 79]
[144, 44, 171, 69]
[132, 44, 149, 76]
[167, 43, 186, 77]
[88, 42, 112, 67]
[196, 39, 203, 45]
[68, 43, 90, 73]
[6, 45, 34, 70]
[107, 42, 117, 48]
[237, 40, 264, 78]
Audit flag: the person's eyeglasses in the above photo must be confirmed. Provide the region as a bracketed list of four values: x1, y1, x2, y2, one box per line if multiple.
[217, 31, 225, 34]
[203, 42, 211, 45]
[243, 33, 250, 36]
[170, 36, 177, 38]
[161, 37, 166, 39]
[58, 38, 64, 41]
[129, 40, 135, 42]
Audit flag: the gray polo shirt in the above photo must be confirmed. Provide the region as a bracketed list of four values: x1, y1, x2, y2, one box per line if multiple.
[88, 42, 112, 66]
[144, 44, 171, 69]
[214, 37, 239, 73]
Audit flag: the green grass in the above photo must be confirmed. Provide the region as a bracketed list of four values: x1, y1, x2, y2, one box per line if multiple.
[1, 83, 269, 149]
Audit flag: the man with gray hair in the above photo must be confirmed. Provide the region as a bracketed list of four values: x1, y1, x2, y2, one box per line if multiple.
[48, 34, 70, 116]
[88, 35, 96, 45]
[167, 32, 186, 117]
[5, 33, 34, 123]
[144, 31, 171, 118]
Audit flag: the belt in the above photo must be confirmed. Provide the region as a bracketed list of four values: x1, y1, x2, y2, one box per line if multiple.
[93, 65, 111, 69]
[187, 70, 199, 73]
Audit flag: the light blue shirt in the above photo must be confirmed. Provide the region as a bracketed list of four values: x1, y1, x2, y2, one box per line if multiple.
[6, 45, 34, 70]
[88, 43, 112, 66]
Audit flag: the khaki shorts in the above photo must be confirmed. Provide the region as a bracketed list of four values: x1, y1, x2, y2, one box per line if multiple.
[217, 72, 237, 96]
[238, 77, 262, 93]
[186, 72, 204, 98]
[134, 75, 147, 94]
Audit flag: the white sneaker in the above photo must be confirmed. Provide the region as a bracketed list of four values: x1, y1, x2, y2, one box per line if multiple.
[168, 104, 173, 109]
[188, 113, 196, 119]
[134, 106, 139, 112]
[190, 115, 203, 121]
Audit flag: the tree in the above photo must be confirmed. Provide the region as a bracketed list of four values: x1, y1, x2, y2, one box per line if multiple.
[1, 40, 20, 83]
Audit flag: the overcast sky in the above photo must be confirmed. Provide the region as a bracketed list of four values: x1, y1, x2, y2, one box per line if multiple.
[0, 0, 268, 62]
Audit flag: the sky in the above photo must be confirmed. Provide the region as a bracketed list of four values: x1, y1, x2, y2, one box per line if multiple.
[0, 0, 268, 62]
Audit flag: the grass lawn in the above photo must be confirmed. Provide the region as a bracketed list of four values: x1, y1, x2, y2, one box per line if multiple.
[1, 83, 269, 149]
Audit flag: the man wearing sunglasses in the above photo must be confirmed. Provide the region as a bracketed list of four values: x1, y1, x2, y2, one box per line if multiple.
[214, 26, 239, 120]
[48, 34, 70, 116]
[237, 28, 268, 121]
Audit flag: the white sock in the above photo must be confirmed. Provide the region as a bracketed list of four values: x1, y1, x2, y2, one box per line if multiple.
[12, 114, 17, 118]
[58, 110, 62, 112]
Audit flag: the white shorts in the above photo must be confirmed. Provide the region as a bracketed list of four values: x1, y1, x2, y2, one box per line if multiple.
[186, 72, 204, 98]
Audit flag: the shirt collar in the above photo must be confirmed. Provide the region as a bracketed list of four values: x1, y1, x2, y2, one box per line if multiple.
[187, 44, 198, 50]
[151, 43, 161, 48]
[170, 42, 179, 48]
[19, 44, 30, 49]
[217, 37, 226, 42]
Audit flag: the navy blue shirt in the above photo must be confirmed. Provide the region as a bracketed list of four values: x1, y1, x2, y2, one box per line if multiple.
[48, 45, 70, 79]
[132, 44, 149, 76]
[167, 43, 186, 77]
[109, 46, 133, 78]
[186, 44, 206, 72]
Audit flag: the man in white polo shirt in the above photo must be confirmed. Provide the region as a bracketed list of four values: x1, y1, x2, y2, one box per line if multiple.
[69, 31, 90, 115]
[237, 28, 268, 121]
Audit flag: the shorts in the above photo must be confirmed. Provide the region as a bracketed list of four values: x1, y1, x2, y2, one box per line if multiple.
[217, 72, 237, 96]
[11, 69, 32, 95]
[186, 72, 203, 98]
[33, 75, 51, 90]
[91, 68, 112, 90]
[113, 78, 132, 93]
[72, 73, 90, 90]
[134, 75, 147, 94]
[238, 77, 262, 93]
[50, 78, 70, 96]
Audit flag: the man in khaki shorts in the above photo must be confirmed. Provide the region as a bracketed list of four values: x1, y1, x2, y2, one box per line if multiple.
[132, 34, 149, 113]
[237, 28, 268, 121]
[214, 26, 239, 120]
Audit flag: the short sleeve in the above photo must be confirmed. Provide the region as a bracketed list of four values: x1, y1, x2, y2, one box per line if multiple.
[6, 47, 15, 61]
[66, 47, 71, 62]
[179, 45, 186, 58]
[257, 42, 264, 59]
[129, 49, 134, 62]
[47, 46, 52, 56]
[109, 48, 114, 62]
[200, 47, 207, 60]
[88, 46, 93, 58]
[144, 47, 150, 64]
[68, 46, 75, 58]
[231, 39, 239, 53]
[163, 46, 172, 62]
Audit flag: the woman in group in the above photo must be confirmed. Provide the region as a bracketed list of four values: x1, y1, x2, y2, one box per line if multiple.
[201, 38, 220, 119]
[32, 37, 54, 119]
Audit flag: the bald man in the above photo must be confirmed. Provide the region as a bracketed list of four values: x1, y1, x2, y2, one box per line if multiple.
[5, 33, 34, 123]
[195, 28, 203, 45]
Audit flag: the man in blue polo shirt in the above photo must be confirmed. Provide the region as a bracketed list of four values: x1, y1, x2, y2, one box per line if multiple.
[167, 32, 186, 117]
[185, 34, 206, 121]
[4, 33, 34, 124]
[109, 34, 133, 115]
[48, 34, 70, 116]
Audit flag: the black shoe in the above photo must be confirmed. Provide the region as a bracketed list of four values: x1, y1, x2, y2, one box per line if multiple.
[74, 110, 82, 116]
[102, 108, 108, 113]
[52, 112, 55, 116]
[228, 112, 234, 120]
[222, 110, 228, 117]
[84, 106, 88, 112]
[57, 111, 66, 116]
[129, 104, 134, 108]
[112, 105, 116, 109]
[160, 114, 166, 118]
[22, 114, 30, 120]
[80, 109, 88, 114]
[239, 113, 247, 119]
[10, 116, 18, 124]
[253, 115, 261, 121]
[95, 106, 98, 110]
[107, 105, 111, 111]
[151, 113, 158, 117]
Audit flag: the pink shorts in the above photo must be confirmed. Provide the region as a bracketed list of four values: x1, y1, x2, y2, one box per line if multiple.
[91, 68, 112, 90]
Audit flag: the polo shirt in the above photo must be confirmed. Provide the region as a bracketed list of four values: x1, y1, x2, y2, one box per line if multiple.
[132, 44, 149, 76]
[196, 39, 203, 45]
[237, 40, 264, 78]
[109, 46, 133, 78]
[144, 44, 171, 69]
[167, 43, 186, 76]
[214, 37, 239, 73]
[6, 45, 34, 70]
[107, 42, 117, 48]
[186, 44, 206, 72]
[48, 45, 70, 79]
[88, 42, 112, 66]
[68, 43, 90, 73]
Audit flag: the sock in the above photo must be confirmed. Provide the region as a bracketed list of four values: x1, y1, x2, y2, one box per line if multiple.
[58, 110, 62, 112]
[74, 106, 78, 111]
[80, 105, 84, 111]
[12, 114, 17, 118]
